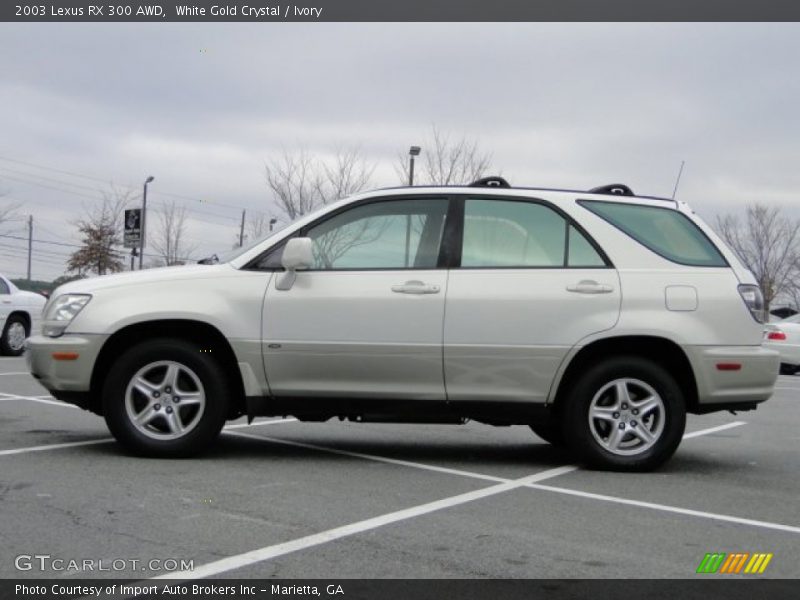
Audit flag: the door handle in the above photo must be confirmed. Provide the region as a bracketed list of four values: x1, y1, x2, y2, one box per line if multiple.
[566, 280, 613, 294]
[391, 280, 441, 295]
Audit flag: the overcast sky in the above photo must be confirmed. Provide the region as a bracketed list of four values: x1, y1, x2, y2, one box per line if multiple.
[1, 22, 799, 281]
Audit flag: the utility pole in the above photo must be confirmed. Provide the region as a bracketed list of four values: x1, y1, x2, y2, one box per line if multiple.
[239, 210, 246, 247]
[26, 215, 32, 281]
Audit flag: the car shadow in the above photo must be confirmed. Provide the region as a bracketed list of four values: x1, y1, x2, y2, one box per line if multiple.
[83, 430, 572, 470]
[78, 431, 746, 477]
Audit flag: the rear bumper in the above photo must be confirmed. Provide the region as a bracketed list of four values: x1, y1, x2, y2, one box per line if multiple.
[684, 345, 779, 410]
[25, 334, 107, 394]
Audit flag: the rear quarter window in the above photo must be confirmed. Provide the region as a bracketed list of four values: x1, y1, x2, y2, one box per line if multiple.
[579, 200, 727, 267]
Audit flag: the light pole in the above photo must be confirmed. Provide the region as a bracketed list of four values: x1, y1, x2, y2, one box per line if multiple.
[405, 146, 421, 266]
[139, 175, 154, 270]
[408, 146, 421, 186]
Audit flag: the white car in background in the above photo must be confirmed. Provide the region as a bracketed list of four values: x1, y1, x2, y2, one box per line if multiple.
[0, 274, 46, 356]
[764, 315, 800, 375]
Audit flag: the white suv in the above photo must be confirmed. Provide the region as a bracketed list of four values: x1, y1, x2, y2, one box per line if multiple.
[26, 179, 778, 470]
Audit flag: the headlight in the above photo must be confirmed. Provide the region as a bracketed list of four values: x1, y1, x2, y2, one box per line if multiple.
[42, 294, 92, 337]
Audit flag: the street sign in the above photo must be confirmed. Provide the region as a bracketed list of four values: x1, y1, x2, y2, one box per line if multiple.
[123, 208, 142, 248]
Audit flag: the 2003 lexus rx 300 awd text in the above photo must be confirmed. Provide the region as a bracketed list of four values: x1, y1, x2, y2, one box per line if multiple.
[26, 178, 779, 471]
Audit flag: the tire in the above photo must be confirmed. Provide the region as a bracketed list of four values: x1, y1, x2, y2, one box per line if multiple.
[102, 338, 231, 457]
[1, 315, 29, 356]
[779, 363, 798, 376]
[530, 419, 566, 446]
[562, 356, 686, 472]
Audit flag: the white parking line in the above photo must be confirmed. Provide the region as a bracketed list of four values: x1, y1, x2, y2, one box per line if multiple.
[162, 419, 785, 579]
[0, 371, 34, 376]
[526, 483, 800, 535]
[0, 395, 77, 408]
[225, 418, 298, 430]
[0, 418, 296, 457]
[153, 465, 578, 580]
[0, 391, 77, 408]
[682, 421, 746, 439]
[227, 430, 505, 483]
[0, 438, 113, 456]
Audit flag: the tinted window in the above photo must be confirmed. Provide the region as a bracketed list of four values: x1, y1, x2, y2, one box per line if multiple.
[568, 225, 606, 267]
[306, 198, 448, 270]
[462, 199, 570, 267]
[0, 279, 8, 294]
[581, 201, 727, 267]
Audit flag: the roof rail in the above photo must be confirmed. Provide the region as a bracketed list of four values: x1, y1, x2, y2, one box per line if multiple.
[588, 183, 634, 196]
[469, 176, 510, 188]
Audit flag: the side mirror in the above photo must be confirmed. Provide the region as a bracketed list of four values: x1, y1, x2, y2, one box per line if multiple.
[276, 237, 313, 291]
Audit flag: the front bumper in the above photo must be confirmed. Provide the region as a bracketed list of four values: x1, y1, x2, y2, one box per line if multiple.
[26, 333, 108, 394]
[683, 345, 779, 410]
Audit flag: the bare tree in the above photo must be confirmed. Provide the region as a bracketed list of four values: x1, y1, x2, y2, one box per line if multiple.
[151, 199, 196, 266]
[0, 203, 19, 228]
[395, 125, 493, 185]
[67, 188, 132, 276]
[319, 147, 374, 203]
[265, 147, 374, 222]
[716, 203, 800, 314]
[246, 213, 271, 241]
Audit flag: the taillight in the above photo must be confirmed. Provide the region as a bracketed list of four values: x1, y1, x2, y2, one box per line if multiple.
[767, 331, 787, 341]
[738, 284, 765, 323]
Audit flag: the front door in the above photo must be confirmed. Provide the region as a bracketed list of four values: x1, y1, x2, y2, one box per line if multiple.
[263, 196, 451, 400]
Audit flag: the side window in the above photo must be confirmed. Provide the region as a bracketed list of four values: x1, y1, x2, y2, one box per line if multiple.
[0, 279, 9, 294]
[580, 200, 727, 267]
[253, 239, 289, 270]
[305, 198, 448, 270]
[462, 199, 567, 267]
[568, 225, 606, 267]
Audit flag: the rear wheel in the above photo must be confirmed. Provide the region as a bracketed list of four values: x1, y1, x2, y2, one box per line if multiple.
[1, 315, 29, 356]
[563, 356, 686, 471]
[102, 339, 230, 457]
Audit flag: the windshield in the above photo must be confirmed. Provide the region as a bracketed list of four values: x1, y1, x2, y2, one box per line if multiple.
[212, 229, 281, 264]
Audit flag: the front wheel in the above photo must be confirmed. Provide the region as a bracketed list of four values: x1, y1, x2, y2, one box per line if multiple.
[102, 339, 231, 457]
[563, 356, 686, 472]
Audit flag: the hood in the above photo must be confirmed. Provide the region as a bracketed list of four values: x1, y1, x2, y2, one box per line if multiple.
[54, 263, 238, 295]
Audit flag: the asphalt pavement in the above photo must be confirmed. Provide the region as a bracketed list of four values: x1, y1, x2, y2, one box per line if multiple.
[0, 356, 798, 579]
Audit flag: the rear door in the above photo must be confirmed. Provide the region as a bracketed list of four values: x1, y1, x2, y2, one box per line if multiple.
[443, 195, 621, 403]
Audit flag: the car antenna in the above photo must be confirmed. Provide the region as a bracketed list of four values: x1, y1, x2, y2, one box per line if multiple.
[671, 160, 685, 207]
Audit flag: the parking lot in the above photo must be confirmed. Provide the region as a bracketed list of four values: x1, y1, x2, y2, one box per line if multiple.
[0, 355, 798, 580]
